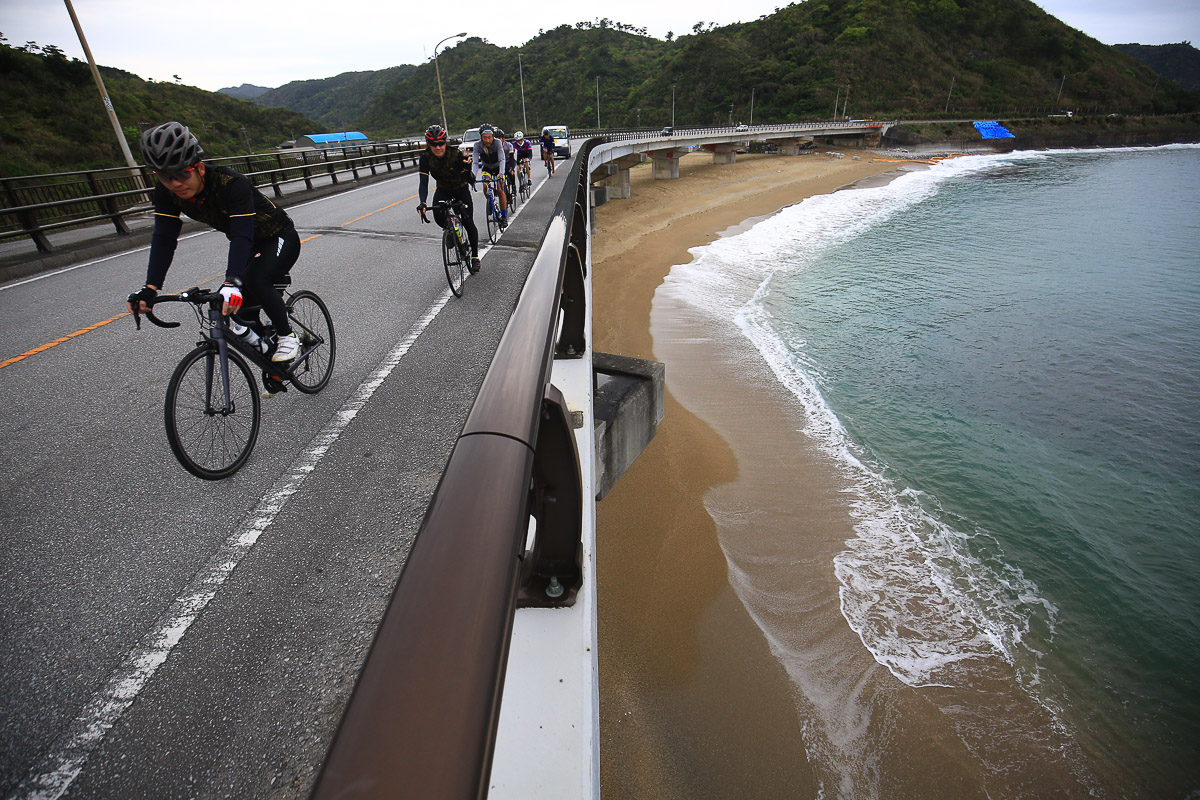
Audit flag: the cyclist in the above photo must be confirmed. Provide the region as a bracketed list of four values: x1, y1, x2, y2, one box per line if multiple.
[539, 128, 556, 175]
[471, 124, 508, 229]
[513, 131, 534, 189]
[415, 123, 480, 271]
[496, 128, 518, 205]
[127, 121, 301, 362]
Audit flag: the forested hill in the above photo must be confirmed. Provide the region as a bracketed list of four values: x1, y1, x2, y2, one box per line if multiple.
[1114, 43, 1200, 91]
[253, 66, 418, 129]
[0, 42, 323, 176]
[345, 0, 1199, 137]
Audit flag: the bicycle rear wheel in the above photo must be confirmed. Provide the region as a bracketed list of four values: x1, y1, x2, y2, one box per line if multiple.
[285, 290, 336, 392]
[443, 227, 466, 297]
[520, 172, 531, 202]
[165, 344, 260, 480]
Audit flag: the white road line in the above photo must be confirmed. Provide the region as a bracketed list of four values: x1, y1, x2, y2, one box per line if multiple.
[12, 289, 453, 800]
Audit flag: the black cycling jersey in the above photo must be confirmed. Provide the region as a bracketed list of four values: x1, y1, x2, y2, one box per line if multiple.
[418, 146, 474, 203]
[146, 164, 292, 287]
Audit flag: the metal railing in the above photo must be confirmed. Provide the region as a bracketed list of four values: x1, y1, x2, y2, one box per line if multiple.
[0, 142, 425, 253]
[309, 140, 593, 800]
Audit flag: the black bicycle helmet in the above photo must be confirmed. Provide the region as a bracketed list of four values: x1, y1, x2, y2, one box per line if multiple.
[479, 124, 495, 135]
[140, 121, 203, 171]
[424, 124, 448, 144]
[494, 128, 506, 139]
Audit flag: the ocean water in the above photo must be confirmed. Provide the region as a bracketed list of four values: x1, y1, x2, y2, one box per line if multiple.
[659, 145, 1200, 797]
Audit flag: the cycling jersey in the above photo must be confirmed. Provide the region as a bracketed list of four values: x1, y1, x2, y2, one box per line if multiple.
[472, 139, 506, 178]
[418, 145, 474, 204]
[514, 139, 534, 160]
[146, 164, 293, 288]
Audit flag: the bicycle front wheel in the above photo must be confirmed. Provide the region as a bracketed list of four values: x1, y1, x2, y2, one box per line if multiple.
[486, 201, 499, 243]
[286, 290, 336, 392]
[443, 227, 465, 297]
[165, 344, 261, 480]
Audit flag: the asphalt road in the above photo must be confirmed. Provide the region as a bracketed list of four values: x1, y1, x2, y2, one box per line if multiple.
[0, 157, 570, 798]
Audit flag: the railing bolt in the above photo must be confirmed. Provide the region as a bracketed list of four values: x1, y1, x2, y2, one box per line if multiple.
[546, 576, 564, 598]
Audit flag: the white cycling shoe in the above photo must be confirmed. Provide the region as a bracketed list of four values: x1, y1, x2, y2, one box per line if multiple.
[272, 332, 300, 362]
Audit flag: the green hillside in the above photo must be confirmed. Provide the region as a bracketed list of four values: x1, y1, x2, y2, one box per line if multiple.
[0, 40, 325, 176]
[352, 1, 1198, 135]
[254, 65, 418, 129]
[1114, 42, 1200, 91]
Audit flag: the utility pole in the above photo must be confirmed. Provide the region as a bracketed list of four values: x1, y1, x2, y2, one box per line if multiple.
[945, 76, 955, 114]
[1056, 74, 1066, 108]
[832, 87, 840, 120]
[672, 84, 676, 128]
[750, 88, 755, 124]
[63, 0, 138, 168]
[434, 32, 467, 133]
[518, 53, 528, 132]
[595, 76, 601, 128]
[842, 85, 850, 120]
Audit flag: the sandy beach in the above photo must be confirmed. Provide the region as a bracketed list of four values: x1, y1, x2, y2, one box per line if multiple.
[591, 149, 897, 797]
[590, 149, 1094, 798]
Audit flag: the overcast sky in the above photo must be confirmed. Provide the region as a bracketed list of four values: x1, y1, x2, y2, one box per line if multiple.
[4, 0, 1198, 92]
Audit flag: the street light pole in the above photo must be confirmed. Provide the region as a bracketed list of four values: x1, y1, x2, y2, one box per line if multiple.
[63, 0, 138, 168]
[434, 32, 467, 133]
[672, 84, 676, 128]
[518, 53, 528, 132]
[595, 76, 601, 129]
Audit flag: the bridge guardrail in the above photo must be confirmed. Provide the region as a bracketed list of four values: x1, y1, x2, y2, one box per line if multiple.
[0, 143, 424, 253]
[309, 139, 595, 799]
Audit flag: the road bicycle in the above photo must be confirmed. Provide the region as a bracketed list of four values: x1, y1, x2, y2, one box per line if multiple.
[505, 168, 519, 210]
[129, 280, 335, 480]
[517, 158, 532, 202]
[542, 147, 556, 176]
[480, 172, 505, 244]
[419, 199, 475, 297]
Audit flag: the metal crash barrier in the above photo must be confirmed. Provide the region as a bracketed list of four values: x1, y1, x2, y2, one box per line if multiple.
[310, 141, 596, 799]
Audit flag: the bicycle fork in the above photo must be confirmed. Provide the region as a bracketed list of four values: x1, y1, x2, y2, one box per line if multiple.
[206, 307, 236, 416]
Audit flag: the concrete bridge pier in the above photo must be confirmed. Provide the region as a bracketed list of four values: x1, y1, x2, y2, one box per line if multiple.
[649, 149, 684, 180]
[706, 143, 740, 164]
[772, 137, 814, 155]
[589, 153, 646, 204]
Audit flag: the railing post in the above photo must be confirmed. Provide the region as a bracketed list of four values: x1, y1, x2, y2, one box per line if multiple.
[86, 171, 131, 235]
[301, 151, 315, 190]
[324, 150, 339, 185]
[270, 154, 284, 198]
[555, 242, 586, 359]
[517, 384, 584, 608]
[2, 178, 53, 252]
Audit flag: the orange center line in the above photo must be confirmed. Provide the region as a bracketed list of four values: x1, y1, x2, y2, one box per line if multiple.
[0, 313, 130, 370]
[4, 191, 420, 369]
[1, 277, 221, 371]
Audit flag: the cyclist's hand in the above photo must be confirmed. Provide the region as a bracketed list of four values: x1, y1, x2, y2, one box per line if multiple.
[127, 285, 156, 314]
[417, 202, 429, 223]
[219, 282, 243, 316]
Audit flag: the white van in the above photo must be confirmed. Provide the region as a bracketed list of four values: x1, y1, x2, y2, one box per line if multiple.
[541, 125, 570, 158]
[459, 127, 482, 156]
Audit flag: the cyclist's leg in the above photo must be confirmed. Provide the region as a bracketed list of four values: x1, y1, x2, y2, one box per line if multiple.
[244, 229, 299, 336]
[452, 185, 479, 256]
[431, 187, 452, 228]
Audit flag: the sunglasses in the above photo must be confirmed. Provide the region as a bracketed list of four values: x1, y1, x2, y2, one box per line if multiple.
[429, 142, 447, 147]
[155, 165, 197, 183]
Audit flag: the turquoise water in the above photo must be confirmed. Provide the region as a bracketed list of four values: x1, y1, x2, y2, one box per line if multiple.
[666, 145, 1200, 796]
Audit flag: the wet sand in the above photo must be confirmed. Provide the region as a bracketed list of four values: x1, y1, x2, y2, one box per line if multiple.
[590, 150, 1092, 798]
[592, 150, 897, 798]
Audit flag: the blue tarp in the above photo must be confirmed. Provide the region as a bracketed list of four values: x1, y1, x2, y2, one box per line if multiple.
[973, 121, 1015, 139]
[303, 132, 369, 144]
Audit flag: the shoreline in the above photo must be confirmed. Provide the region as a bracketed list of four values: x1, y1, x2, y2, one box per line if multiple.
[591, 148, 1123, 797]
[592, 150, 902, 797]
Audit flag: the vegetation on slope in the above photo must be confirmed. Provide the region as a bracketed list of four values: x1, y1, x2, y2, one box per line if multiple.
[0, 38, 323, 175]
